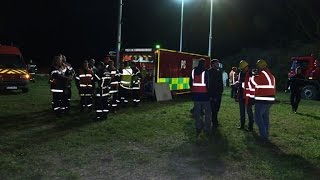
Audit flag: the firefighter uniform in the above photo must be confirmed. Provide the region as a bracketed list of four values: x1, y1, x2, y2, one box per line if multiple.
[131, 64, 142, 106]
[107, 65, 121, 112]
[61, 62, 75, 112]
[250, 59, 276, 142]
[27, 59, 37, 82]
[76, 62, 94, 111]
[94, 63, 111, 120]
[49, 57, 69, 116]
[119, 64, 133, 105]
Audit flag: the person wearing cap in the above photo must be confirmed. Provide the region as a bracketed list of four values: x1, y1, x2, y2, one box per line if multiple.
[208, 59, 223, 129]
[229, 67, 238, 98]
[250, 59, 276, 142]
[236, 60, 254, 131]
[287, 66, 305, 113]
[189, 58, 211, 137]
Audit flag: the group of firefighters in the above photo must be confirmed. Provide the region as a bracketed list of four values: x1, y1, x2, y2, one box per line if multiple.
[190, 58, 276, 142]
[49, 54, 142, 120]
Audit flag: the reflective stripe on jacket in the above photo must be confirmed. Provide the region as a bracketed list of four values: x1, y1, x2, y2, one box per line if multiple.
[191, 69, 208, 93]
[251, 68, 276, 102]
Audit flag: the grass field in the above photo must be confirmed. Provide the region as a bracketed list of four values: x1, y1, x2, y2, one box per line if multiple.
[1, 75, 320, 179]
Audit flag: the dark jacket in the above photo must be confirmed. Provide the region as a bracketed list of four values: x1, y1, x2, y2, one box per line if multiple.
[288, 74, 305, 93]
[189, 66, 210, 101]
[207, 68, 223, 98]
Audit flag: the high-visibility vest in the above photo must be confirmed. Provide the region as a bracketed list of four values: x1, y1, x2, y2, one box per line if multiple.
[191, 69, 208, 93]
[251, 68, 276, 102]
[120, 67, 132, 89]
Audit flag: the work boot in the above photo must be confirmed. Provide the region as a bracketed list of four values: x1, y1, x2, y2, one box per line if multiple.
[237, 126, 244, 130]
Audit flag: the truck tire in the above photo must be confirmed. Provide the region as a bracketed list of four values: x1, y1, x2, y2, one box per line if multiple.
[22, 88, 29, 93]
[301, 85, 318, 100]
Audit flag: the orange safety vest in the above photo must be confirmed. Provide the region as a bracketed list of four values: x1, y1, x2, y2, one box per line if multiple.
[251, 68, 276, 102]
[191, 69, 208, 93]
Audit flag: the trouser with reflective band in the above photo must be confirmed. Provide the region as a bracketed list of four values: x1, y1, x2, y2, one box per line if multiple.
[119, 86, 129, 104]
[51, 89, 64, 114]
[79, 88, 93, 110]
[109, 91, 119, 112]
[63, 87, 72, 111]
[95, 95, 109, 119]
[132, 81, 141, 105]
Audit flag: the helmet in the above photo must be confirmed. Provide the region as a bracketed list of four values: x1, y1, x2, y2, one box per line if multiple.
[239, 60, 248, 70]
[256, 59, 267, 69]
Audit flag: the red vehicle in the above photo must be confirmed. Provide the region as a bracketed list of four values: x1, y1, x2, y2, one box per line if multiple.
[122, 48, 211, 96]
[0, 45, 30, 92]
[288, 55, 319, 100]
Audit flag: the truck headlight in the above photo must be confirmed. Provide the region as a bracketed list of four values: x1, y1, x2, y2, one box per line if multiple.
[21, 74, 30, 79]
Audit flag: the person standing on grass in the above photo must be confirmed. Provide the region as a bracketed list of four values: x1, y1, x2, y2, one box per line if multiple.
[229, 67, 238, 98]
[287, 67, 305, 113]
[250, 59, 276, 142]
[236, 60, 254, 131]
[189, 59, 212, 137]
[208, 59, 223, 129]
[75, 60, 94, 112]
[49, 56, 71, 117]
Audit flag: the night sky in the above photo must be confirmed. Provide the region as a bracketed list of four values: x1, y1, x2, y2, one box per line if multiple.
[0, 0, 319, 66]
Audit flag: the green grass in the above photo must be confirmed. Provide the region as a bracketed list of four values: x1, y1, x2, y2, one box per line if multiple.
[0, 75, 319, 179]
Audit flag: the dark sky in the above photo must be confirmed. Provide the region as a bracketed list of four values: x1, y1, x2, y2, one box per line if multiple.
[0, 0, 318, 66]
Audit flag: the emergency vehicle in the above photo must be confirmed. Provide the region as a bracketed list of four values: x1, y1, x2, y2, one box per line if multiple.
[288, 55, 319, 100]
[122, 48, 211, 96]
[0, 45, 30, 92]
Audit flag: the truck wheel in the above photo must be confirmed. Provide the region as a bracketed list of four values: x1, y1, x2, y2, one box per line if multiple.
[22, 88, 29, 93]
[301, 85, 318, 100]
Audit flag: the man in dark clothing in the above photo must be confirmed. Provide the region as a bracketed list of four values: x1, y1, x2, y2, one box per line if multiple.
[189, 59, 212, 136]
[287, 67, 305, 113]
[208, 59, 223, 129]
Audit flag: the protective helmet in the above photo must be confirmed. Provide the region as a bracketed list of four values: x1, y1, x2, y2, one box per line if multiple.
[239, 60, 248, 70]
[256, 59, 267, 69]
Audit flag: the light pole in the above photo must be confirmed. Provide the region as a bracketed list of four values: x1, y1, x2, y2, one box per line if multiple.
[116, 0, 123, 69]
[208, 0, 213, 57]
[179, 0, 184, 52]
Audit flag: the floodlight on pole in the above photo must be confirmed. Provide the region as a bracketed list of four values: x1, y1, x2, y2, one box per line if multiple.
[179, 0, 184, 52]
[208, 0, 213, 57]
[116, 0, 123, 69]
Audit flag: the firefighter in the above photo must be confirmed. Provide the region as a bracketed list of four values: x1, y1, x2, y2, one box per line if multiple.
[287, 67, 305, 113]
[106, 59, 121, 112]
[130, 62, 142, 106]
[27, 59, 37, 82]
[189, 59, 211, 136]
[94, 61, 111, 120]
[49, 56, 71, 116]
[250, 59, 276, 142]
[236, 60, 254, 131]
[61, 54, 75, 113]
[75, 60, 94, 112]
[119, 61, 132, 105]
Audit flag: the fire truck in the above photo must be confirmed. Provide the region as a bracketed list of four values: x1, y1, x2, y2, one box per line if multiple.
[0, 45, 30, 92]
[288, 55, 319, 100]
[122, 48, 211, 96]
